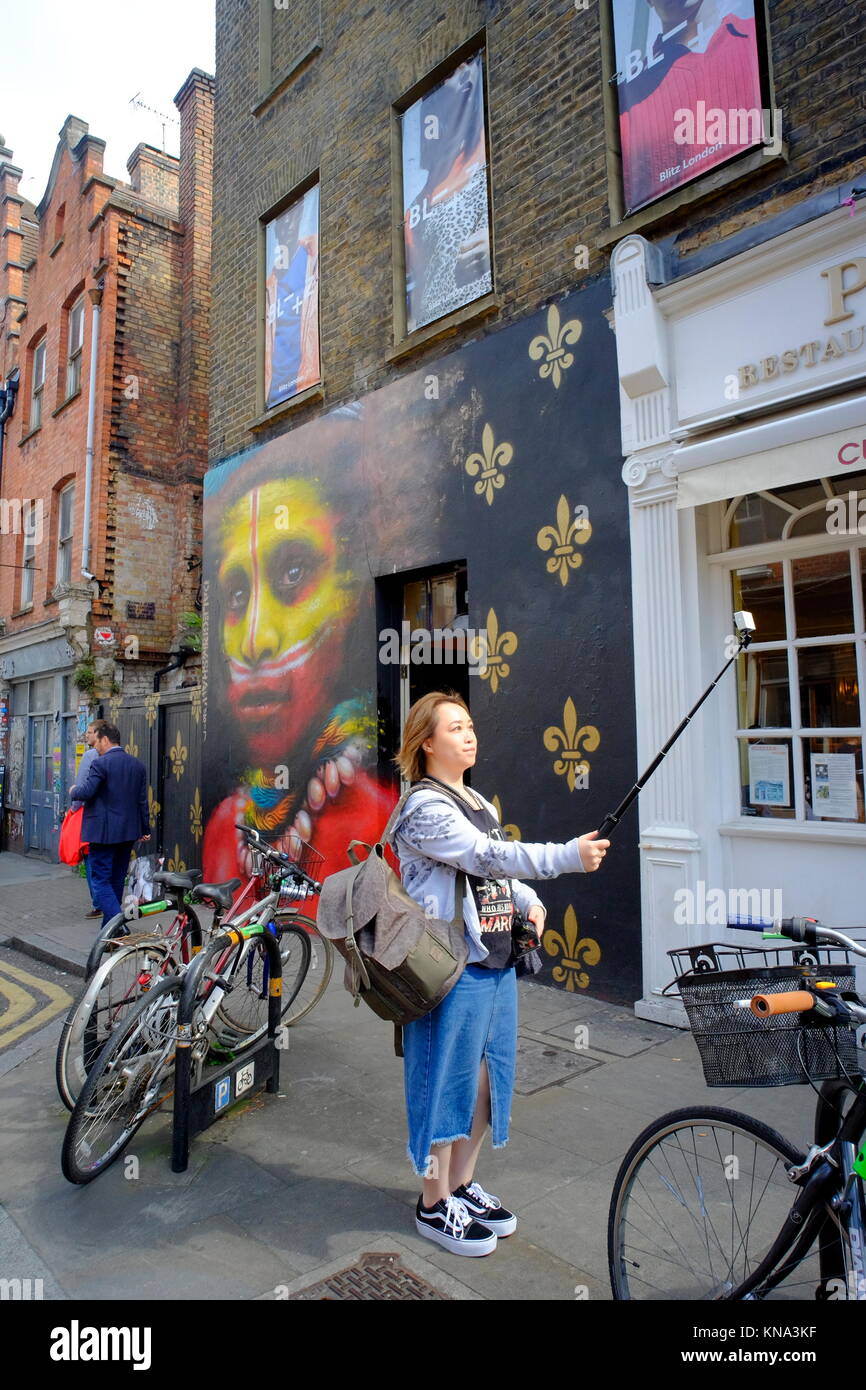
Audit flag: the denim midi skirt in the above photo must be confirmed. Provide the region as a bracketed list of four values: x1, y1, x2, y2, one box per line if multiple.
[402, 963, 518, 1177]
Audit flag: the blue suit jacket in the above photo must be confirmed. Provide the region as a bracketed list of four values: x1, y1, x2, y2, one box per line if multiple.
[72, 746, 150, 845]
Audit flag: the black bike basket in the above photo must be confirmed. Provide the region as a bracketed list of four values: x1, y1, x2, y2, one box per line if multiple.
[668, 943, 858, 1088]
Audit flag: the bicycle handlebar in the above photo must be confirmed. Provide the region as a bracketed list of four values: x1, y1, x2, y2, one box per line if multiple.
[234, 823, 322, 894]
[750, 990, 815, 1018]
[727, 916, 866, 960]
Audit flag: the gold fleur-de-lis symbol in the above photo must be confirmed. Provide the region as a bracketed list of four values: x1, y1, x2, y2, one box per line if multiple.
[543, 698, 600, 790]
[528, 303, 582, 389]
[148, 785, 161, 823]
[109, 696, 122, 724]
[124, 737, 139, 758]
[169, 731, 188, 780]
[471, 608, 517, 695]
[537, 496, 592, 587]
[490, 795, 521, 841]
[167, 843, 186, 873]
[465, 423, 514, 506]
[190, 787, 203, 843]
[190, 685, 202, 725]
[543, 906, 601, 990]
[144, 692, 160, 728]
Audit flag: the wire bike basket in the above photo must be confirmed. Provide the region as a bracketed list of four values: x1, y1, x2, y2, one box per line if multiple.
[667, 942, 859, 1088]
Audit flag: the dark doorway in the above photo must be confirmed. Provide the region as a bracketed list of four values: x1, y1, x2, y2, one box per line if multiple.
[376, 561, 470, 788]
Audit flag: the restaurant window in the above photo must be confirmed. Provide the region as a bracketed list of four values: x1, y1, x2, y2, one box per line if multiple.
[719, 474, 866, 826]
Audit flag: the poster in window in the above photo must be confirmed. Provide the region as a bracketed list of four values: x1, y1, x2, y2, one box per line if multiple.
[612, 0, 765, 215]
[401, 52, 492, 335]
[264, 185, 320, 410]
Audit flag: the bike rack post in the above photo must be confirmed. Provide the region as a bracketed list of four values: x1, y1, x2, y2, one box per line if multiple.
[171, 927, 283, 1173]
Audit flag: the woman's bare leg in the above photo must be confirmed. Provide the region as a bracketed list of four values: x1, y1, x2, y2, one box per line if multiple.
[450, 1059, 491, 1190]
[422, 1143, 453, 1207]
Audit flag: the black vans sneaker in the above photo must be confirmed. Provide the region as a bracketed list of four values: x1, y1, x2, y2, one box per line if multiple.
[415, 1195, 498, 1256]
[452, 1181, 517, 1237]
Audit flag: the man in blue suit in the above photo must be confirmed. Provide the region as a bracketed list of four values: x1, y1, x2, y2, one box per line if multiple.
[70, 721, 151, 926]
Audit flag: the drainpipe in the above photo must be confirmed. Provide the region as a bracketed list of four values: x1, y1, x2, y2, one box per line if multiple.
[0, 369, 19, 490]
[81, 282, 103, 580]
[153, 649, 190, 693]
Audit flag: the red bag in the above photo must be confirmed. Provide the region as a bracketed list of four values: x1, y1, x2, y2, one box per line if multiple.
[59, 806, 89, 865]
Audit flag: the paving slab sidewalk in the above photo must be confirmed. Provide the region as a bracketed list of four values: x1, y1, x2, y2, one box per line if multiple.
[0, 851, 823, 1301]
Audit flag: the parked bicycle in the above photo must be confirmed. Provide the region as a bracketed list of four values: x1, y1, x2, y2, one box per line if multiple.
[55, 869, 206, 1111]
[57, 829, 333, 1110]
[61, 833, 324, 1184]
[608, 916, 866, 1300]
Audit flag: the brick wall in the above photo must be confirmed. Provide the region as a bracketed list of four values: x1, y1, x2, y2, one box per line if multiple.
[210, 0, 866, 463]
[0, 78, 212, 693]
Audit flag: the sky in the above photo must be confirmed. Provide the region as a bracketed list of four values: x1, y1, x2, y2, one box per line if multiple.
[2, 0, 216, 210]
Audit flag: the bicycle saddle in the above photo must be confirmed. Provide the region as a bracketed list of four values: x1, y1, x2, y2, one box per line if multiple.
[188, 878, 242, 911]
[152, 869, 202, 890]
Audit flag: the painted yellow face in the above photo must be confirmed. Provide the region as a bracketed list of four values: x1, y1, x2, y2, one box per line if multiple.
[218, 478, 354, 760]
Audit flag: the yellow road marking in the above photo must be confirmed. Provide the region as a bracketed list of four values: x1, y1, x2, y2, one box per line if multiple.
[0, 960, 73, 1048]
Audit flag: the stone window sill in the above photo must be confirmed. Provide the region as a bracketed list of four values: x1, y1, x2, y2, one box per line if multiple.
[52, 389, 81, 418]
[387, 293, 501, 364]
[596, 145, 790, 249]
[248, 381, 324, 431]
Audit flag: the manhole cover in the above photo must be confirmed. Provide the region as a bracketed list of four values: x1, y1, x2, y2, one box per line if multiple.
[290, 1252, 451, 1300]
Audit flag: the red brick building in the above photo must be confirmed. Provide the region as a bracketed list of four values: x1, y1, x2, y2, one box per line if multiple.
[0, 69, 213, 855]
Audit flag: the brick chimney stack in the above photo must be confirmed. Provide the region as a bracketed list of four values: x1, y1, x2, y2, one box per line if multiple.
[174, 69, 214, 482]
[127, 144, 179, 213]
[0, 137, 26, 382]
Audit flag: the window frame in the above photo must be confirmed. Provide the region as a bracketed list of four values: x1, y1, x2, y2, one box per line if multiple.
[390, 36, 497, 352]
[708, 484, 866, 834]
[30, 337, 46, 431]
[56, 482, 75, 587]
[258, 175, 322, 419]
[66, 296, 85, 399]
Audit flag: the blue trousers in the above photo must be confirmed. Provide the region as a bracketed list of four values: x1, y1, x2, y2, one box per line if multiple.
[83, 851, 97, 909]
[88, 841, 135, 926]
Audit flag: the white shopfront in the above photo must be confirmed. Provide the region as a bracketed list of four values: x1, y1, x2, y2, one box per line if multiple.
[611, 208, 866, 1024]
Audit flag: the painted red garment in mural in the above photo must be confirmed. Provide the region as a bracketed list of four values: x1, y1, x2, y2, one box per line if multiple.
[619, 17, 761, 213]
[202, 770, 397, 912]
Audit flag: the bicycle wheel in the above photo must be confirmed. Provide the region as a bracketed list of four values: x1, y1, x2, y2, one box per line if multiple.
[609, 1106, 831, 1300]
[276, 913, 334, 1024]
[55, 938, 174, 1111]
[213, 926, 312, 1042]
[61, 976, 182, 1185]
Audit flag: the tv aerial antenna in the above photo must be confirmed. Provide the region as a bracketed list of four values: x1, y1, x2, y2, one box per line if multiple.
[129, 92, 179, 152]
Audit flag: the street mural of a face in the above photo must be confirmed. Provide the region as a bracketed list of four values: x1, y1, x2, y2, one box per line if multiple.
[218, 478, 354, 766]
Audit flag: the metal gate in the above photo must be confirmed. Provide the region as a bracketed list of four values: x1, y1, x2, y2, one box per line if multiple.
[109, 686, 202, 873]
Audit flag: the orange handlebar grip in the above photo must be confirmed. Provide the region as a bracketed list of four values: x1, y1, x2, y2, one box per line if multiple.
[750, 990, 815, 1018]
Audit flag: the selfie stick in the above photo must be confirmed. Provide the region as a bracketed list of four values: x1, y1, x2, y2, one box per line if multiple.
[595, 611, 755, 841]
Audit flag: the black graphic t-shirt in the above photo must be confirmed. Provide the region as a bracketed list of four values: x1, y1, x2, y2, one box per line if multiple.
[422, 779, 514, 970]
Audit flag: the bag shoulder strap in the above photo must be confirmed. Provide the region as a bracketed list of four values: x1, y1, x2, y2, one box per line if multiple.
[380, 780, 466, 928]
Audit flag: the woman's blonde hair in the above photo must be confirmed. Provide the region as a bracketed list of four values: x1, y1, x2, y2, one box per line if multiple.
[394, 691, 471, 783]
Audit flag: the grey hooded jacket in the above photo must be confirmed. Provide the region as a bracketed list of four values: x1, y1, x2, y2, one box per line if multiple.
[389, 785, 586, 966]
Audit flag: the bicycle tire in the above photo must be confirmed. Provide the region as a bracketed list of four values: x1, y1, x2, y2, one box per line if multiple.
[608, 1106, 833, 1301]
[61, 976, 182, 1185]
[276, 913, 333, 1024]
[55, 938, 174, 1111]
[213, 926, 312, 1043]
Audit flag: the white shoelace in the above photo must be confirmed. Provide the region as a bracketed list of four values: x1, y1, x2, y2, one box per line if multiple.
[465, 1181, 499, 1210]
[440, 1195, 473, 1236]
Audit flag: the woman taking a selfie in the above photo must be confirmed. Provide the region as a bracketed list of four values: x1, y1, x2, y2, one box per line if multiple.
[390, 690, 609, 1257]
